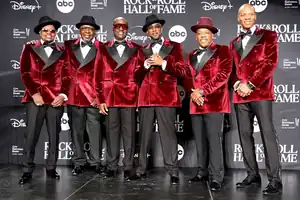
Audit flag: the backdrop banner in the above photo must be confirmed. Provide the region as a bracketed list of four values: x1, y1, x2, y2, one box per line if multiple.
[0, 0, 299, 170]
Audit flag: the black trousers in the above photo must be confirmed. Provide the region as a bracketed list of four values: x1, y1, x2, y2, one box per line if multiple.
[22, 102, 63, 173]
[191, 113, 224, 182]
[234, 100, 281, 182]
[67, 105, 102, 167]
[105, 107, 136, 171]
[137, 107, 178, 177]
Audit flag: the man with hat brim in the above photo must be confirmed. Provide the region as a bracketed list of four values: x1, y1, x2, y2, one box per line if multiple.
[183, 17, 232, 190]
[93, 17, 144, 180]
[129, 14, 186, 185]
[61, 15, 104, 176]
[230, 4, 282, 195]
[19, 16, 65, 185]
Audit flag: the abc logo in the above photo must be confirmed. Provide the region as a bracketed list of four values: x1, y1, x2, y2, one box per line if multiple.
[169, 25, 187, 43]
[61, 112, 70, 131]
[56, 0, 75, 14]
[253, 116, 260, 133]
[249, 0, 268, 13]
[177, 85, 186, 102]
[178, 144, 184, 160]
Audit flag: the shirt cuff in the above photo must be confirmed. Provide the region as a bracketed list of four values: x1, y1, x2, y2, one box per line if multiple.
[161, 60, 167, 70]
[233, 80, 241, 91]
[144, 60, 151, 69]
[59, 93, 68, 101]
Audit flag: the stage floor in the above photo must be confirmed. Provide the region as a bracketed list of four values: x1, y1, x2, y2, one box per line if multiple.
[0, 165, 299, 200]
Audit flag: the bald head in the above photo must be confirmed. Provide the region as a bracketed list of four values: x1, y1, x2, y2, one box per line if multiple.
[238, 4, 256, 15]
[113, 17, 128, 26]
[238, 3, 256, 30]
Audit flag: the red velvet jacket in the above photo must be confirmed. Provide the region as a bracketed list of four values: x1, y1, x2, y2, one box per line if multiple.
[61, 38, 102, 107]
[20, 41, 64, 104]
[184, 42, 232, 114]
[135, 38, 186, 107]
[93, 40, 143, 107]
[229, 27, 278, 104]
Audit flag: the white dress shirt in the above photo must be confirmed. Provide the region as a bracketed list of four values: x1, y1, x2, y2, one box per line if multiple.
[80, 37, 95, 59]
[114, 39, 126, 57]
[144, 37, 167, 70]
[40, 40, 53, 57]
[241, 25, 256, 49]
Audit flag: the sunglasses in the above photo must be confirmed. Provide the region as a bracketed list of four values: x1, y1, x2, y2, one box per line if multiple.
[113, 24, 128, 30]
[41, 29, 56, 34]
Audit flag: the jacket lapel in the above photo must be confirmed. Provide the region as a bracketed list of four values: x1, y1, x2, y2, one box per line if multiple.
[142, 45, 153, 58]
[189, 51, 199, 71]
[197, 45, 217, 73]
[158, 44, 173, 59]
[43, 49, 63, 70]
[31, 42, 63, 70]
[71, 40, 84, 66]
[79, 45, 97, 69]
[115, 45, 137, 69]
[240, 29, 264, 61]
[105, 40, 137, 70]
[31, 43, 48, 65]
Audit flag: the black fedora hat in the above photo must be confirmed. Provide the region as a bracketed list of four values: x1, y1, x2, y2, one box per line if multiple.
[142, 14, 165, 32]
[76, 15, 100, 30]
[34, 16, 61, 34]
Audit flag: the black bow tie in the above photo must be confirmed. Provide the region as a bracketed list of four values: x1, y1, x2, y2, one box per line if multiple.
[42, 41, 55, 48]
[81, 41, 93, 47]
[195, 48, 207, 55]
[151, 39, 163, 47]
[239, 30, 252, 39]
[114, 40, 127, 47]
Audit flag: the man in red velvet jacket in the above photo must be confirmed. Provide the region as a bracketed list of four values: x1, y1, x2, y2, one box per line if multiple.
[184, 17, 232, 191]
[62, 16, 103, 176]
[230, 4, 282, 195]
[19, 16, 64, 184]
[129, 14, 186, 185]
[94, 17, 143, 180]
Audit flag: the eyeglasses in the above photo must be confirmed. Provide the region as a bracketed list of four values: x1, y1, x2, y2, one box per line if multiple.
[113, 24, 128, 30]
[41, 29, 56, 34]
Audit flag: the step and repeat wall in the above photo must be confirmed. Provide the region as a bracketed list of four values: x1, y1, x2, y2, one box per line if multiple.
[0, 0, 300, 169]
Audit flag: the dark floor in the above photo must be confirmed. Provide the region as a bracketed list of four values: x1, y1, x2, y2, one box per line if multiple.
[0, 165, 299, 200]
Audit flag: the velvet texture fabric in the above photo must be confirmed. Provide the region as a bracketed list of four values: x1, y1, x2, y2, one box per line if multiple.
[61, 38, 102, 107]
[93, 40, 143, 107]
[20, 41, 64, 104]
[184, 42, 232, 114]
[230, 27, 278, 103]
[135, 38, 186, 107]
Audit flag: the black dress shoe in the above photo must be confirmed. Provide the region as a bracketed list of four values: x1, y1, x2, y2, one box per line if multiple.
[124, 170, 132, 181]
[72, 166, 84, 176]
[210, 180, 222, 191]
[19, 173, 32, 185]
[188, 175, 208, 183]
[236, 175, 261, 188]
[95, 165, 105, 174]
[103, 170, 116, 178]
[128, 173, 147, 181]
[170, 176, 179, 185]
[46, 170, 60, 180]
[262, 181, 282, 195]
